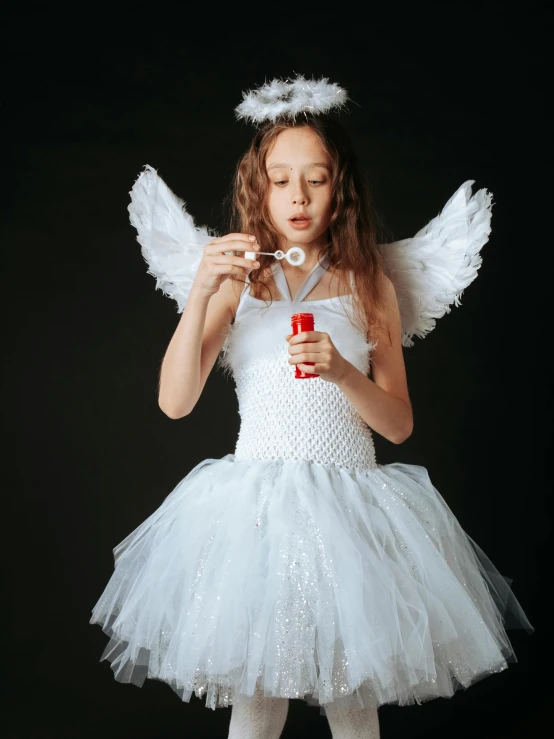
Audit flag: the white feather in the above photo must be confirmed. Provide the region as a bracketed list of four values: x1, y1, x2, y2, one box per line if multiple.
[128, 165, 214, 313]
[129, 169, 492, 349]
[383, 181, 493, 347]
[235, 74, 348, 124]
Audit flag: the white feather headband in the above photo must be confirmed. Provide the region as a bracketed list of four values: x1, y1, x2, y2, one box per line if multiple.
[235, 74, 349, 125]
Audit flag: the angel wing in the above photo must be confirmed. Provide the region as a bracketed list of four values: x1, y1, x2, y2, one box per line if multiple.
[128, 165, 214, 313]
[129, 168, 492, 344]
[382, 181, 493, 347]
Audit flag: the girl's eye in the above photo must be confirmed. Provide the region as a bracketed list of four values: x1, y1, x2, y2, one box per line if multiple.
[272, 179, 326, 186]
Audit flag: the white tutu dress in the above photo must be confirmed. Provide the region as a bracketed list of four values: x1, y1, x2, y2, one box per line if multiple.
[90, 167, 533, 713]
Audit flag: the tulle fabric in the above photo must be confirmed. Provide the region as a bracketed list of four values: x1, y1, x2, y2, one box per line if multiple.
[90, 455, 533, 712]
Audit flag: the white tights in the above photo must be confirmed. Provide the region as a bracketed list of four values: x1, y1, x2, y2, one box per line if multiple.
[227, 686, 289, 739]
[324, 700, 381, 739]
[227, 685, 380, 739]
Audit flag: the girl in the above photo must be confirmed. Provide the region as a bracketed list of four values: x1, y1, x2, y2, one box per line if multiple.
[90, 76, 533, 739]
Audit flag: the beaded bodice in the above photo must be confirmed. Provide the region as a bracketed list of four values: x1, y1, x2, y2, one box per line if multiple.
[218, 252, 378, 471]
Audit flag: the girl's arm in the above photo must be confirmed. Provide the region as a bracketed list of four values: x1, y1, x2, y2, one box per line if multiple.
[158, 233, 258, 419]
[336, 273, 413, 444]
[158, 278, 238, 419]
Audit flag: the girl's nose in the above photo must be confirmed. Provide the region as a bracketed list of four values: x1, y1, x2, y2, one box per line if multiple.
[292, 189, 307, 205]
[291, 178, 309, 206]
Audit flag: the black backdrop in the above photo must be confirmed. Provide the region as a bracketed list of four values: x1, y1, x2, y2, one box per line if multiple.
[5, 4, 551, 738]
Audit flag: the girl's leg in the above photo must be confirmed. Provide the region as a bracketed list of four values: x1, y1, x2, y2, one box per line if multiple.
[324, 701, 380, 739]
[227, 684, 289, 739]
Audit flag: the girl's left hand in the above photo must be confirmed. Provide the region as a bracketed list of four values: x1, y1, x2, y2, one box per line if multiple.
[285, 331, 350, 384]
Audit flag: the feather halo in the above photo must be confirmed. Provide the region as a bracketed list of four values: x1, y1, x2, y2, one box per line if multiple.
[235, 74, 349, 125]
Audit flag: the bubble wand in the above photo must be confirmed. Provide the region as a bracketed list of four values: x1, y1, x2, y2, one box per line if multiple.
[243, 246, 306, 265]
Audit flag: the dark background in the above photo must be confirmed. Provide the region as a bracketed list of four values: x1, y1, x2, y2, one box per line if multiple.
[5, 3, 551, 738]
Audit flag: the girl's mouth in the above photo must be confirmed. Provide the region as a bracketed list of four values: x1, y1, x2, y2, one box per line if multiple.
[289, 216, 312, 230]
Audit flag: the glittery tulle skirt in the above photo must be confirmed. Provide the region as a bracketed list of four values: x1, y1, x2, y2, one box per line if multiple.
[90, 454, 533, 712]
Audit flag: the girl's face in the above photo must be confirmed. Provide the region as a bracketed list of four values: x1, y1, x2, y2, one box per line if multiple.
[265, 127, 333, 252]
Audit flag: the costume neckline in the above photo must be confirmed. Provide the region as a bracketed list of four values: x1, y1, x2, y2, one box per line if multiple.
[272, 250, 331, 304]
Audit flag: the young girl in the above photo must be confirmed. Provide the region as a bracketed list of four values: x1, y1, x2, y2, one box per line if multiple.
[90, 75, 533, 739]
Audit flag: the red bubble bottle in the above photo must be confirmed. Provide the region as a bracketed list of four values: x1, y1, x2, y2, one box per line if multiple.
[291, 312, 319, 379]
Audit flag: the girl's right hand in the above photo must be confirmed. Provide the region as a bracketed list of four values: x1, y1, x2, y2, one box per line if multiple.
[191, 234, 260, 298]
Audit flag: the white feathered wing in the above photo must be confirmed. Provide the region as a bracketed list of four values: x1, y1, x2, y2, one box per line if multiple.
[383, 181, 493, 347]
[129, 168, 493, 345]
[128, 165, 214, 313]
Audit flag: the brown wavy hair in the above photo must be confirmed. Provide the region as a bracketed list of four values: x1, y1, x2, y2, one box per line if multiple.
[229, 114, 389, 340]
